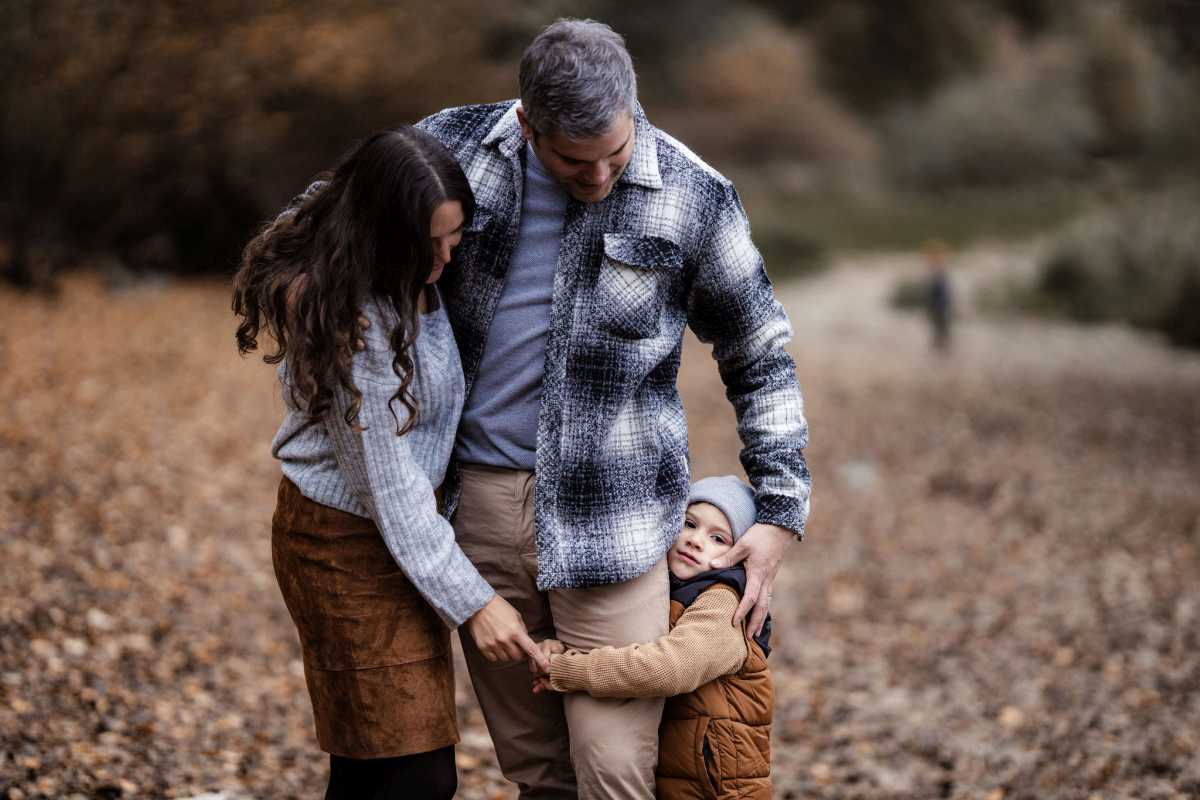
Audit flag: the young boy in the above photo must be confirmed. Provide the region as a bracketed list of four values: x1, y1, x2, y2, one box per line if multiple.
[532, 476, 774, 800]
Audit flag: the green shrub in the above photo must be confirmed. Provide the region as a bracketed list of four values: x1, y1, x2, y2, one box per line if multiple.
[1161, 271, 1200, 347]
[884, 59, 1100, 188]
[1016, 192, 1200, 347]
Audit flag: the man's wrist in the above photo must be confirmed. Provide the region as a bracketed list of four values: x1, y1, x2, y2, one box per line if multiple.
[754, 494, 806, 542]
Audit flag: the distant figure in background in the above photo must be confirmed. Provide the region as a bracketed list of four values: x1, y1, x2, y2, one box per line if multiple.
[924, 239, 954, 352]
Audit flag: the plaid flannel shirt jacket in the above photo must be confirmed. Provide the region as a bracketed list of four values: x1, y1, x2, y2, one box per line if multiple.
[414, 100, 811, 590]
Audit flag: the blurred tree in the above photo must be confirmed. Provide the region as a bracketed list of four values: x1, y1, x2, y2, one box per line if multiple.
[565, 0, 738, 101]
[996, 0, 1060, 35]
[473, 0, 740, 108]
[749, 0, 995, 112]
[1128, 0, 1200, 67]
[1, 0, 1197, 285]
[0, 0, 519, 284]
[670, 18, 876, 162]
[1083, 8, 1158, 155]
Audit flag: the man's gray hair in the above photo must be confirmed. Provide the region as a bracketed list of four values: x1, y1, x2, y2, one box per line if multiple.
[519, 19, 637, 140]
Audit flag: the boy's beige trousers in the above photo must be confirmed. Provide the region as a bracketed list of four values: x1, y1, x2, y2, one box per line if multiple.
[453, 463, 669, 799]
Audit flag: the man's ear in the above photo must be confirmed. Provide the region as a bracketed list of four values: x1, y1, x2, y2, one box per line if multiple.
[515, 106, 534, 142]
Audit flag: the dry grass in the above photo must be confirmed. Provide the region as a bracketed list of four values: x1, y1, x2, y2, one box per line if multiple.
[1, 257, 1198, 798]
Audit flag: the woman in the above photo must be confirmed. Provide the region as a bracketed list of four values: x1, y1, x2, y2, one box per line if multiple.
[232, 127, 527, 799]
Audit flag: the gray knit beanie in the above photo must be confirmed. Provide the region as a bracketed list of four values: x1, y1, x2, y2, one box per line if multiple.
[687, 475, 757, 542]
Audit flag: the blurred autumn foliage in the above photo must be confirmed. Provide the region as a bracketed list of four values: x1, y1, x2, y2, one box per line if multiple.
[4, 4, 1200, 798]
[0, 0, 518, 284]
[4, 250, 1199, 799]
[2, 0, 1198, 286]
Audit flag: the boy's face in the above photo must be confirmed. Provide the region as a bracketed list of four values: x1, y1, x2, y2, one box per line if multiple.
[668, 502, 735, 580]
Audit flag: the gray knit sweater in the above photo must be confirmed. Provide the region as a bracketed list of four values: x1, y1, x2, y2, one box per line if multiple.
[271, 290, 495, 627]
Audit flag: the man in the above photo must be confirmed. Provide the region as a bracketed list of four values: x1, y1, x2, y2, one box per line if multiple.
[427, 19, 810, 798]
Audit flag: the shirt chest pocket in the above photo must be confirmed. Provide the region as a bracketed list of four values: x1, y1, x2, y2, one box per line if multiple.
[592, 233, 684, 340]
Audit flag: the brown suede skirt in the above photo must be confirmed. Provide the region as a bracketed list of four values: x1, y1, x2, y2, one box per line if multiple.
[271, 476, 458, 758]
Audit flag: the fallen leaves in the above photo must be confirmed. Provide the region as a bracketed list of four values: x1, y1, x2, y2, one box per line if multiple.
[3, 264, 1200, 799]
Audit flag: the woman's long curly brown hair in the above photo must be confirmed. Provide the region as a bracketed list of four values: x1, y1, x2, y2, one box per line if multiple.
[232, 126, 474, 434]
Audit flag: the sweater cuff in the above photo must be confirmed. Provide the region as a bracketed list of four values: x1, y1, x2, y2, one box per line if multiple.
[548, 653, 591, 693]
[442, 578, 496, 630]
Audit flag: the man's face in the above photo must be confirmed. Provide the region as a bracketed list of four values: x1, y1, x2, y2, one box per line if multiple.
[517, 108, 635, 204]
[667, 502, 735, 581]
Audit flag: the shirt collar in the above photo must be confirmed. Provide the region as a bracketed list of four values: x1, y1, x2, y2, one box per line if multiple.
[622, 105, 662, 190]
[482, 100, 662, 191]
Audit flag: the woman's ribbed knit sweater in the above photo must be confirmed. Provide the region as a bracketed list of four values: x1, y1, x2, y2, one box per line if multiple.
[271, 289, 494, 627]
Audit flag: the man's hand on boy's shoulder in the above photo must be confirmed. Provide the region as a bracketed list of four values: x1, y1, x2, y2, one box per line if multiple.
[710, 522, 795, 638]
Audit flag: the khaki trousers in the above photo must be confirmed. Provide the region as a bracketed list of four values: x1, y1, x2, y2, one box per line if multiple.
[454, 463, 669, 799]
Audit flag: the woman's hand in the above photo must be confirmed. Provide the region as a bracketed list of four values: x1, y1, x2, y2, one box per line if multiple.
[529, 639, 564, 694]
[466, 595, 549, 672]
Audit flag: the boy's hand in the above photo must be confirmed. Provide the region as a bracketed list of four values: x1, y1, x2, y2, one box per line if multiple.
[529, 639, 566, 693]
[540, 638, 566, 657]
[710, 522, 794, 637]
[529, 638, 564, 677]
[531, 674, 558, 694]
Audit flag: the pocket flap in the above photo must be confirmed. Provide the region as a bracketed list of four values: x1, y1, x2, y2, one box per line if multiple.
[603, 233, 683, 271]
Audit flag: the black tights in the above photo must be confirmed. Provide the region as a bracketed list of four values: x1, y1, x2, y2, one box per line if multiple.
[325, 746, 457, 800]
